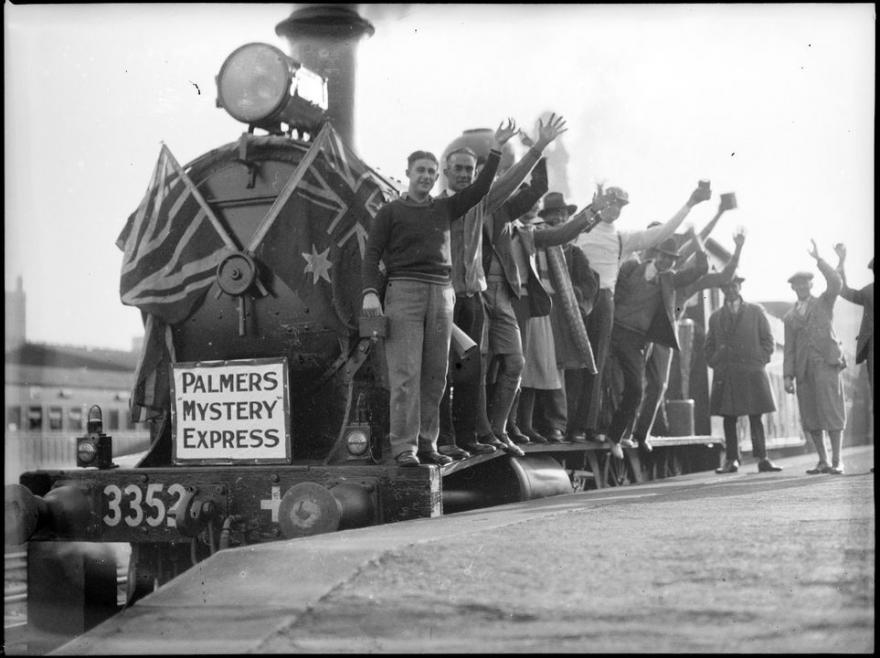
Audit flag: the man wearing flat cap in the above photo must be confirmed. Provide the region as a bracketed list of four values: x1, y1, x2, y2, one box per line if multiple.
[706, 271, 782, 473]
[604, 226, 709, 459]
[783, 240, 847, 475]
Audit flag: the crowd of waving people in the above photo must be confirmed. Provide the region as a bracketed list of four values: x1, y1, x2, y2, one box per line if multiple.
[361, 114, 874, 475]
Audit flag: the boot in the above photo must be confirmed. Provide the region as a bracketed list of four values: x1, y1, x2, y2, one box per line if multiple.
[488, 371, 521, 441]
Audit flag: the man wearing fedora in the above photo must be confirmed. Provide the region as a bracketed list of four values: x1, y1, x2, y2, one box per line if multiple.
[783, 240, 847, 475]
[705, 270, 782, 473]
[516, 191, 600, 445]
[605, 226, 709, 459]
[628, 227, 748, 451]
[566, 182, 712, 445]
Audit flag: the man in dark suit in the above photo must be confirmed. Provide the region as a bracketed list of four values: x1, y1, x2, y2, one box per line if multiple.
[705, 274, 782, 473]
[605, 228, 709, 459]
[835, 245, 874, 396]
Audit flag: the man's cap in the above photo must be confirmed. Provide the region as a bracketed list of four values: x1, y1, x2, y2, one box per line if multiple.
[539, 191, 577, 217]
[653, 238, 679, 258]
[605, 186, 630, 206]
[787, 271, 814, 284]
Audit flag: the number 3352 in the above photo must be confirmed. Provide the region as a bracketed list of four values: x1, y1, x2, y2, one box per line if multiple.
[103, 483, 187, 528]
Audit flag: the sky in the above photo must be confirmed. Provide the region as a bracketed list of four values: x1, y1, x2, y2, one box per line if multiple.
[4, 3, 875, 352]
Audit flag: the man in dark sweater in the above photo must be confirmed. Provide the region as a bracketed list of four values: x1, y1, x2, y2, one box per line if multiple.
[361, 124, 511, 467]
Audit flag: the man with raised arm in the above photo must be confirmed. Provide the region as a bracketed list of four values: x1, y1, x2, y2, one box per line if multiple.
[626, 227, 748, 451]
[436, 115, 567, 459]
[834, 244, 873, 397]
[566, 182, 712, 444]
[361, 123, 509, 467]
[605, 226, 709, 459]
[783, 240, 847, 475]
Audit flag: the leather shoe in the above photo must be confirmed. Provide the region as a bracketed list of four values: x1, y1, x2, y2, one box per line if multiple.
[568, 431, 588, 443]
[547, 429, 567, 443]
[507, 424, 531, 445]
[523, 427, 548, 444]
[715, 459, 739, 474]
[395, 453, 420, 467]
[638, 437, 654, 453]
[417, 450, 453, 466]
[609, 442, 624, 460]
[828, 464, 844, 475]
[619, 438, 638, 449]
[806, 461, 831, 475]
[496, 433, 526, 457]
[438, 445, 470, 460]
[757, 458, 782, 472]
[460, 438, 496, 455]
[478, 433, 507, 450]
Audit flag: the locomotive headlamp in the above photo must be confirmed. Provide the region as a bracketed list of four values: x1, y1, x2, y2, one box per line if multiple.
[344, 427, 370, 457]
[216, 42, 328, 131]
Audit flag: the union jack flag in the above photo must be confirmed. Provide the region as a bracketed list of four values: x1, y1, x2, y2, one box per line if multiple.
[116, 144, 237, 325]
[250, 123, 398, 331]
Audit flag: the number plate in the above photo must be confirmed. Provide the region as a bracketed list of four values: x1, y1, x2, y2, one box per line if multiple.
[98, 481, 195, 541]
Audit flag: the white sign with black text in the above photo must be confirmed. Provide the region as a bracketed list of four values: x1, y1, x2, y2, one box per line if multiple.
[171, 357, 291, 464]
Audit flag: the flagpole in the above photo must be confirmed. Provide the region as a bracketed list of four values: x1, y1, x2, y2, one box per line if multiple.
[246, 123, 333, 252]
[163, 143, 239, 251]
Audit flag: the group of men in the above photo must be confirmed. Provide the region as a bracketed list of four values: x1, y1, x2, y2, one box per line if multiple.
[361, 114, 874, 474]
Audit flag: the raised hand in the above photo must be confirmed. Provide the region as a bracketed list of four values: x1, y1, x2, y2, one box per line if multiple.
[494, 118, 518, 147]
[833, 242, 847, 262]
[807, 238, 820, 261]
[687, 181, 712, 207]
[533, 113, 568, 151]
[733, 227, 746, 248]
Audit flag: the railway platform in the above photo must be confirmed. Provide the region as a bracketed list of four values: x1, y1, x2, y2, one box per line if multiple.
[14, 444, 870, 655]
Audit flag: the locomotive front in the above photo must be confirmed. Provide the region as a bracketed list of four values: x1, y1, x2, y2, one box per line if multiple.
[5, 6, 448, 608]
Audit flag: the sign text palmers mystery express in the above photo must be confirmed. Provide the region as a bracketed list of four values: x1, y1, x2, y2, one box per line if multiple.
[172, 359, 290, 463]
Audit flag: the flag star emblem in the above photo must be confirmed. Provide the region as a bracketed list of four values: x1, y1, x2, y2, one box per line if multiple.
[302, 244, 332, 284]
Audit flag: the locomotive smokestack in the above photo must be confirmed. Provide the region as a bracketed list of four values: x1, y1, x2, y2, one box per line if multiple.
[276, 4, 374, 148]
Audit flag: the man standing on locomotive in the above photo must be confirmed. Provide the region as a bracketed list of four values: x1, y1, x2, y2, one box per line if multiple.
[605, 227, 709, 459]
[436, 115, 569, 460]
[705, 272, 783, 474]
[360, 123, 510, 467]
[783, 240, 847, 475]
[626, 225, 748, 452]
[481, 160, 606, 454]
[566, 182, 712, 444]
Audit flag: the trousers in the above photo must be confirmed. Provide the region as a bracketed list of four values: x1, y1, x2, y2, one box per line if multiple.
[384, 279, 455, 459]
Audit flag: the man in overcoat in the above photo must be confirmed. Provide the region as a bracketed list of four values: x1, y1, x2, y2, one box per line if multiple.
[705, 274, 782, 473]
[783, 240, 847, 475]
